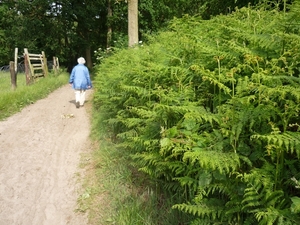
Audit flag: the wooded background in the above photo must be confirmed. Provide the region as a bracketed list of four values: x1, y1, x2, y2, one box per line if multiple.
[0, 0, 261, 70]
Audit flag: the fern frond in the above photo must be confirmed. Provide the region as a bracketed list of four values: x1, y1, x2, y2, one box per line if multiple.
[205, 182, 230, 198]
[252, 131, 300, 157]
[183, 106, 220, 125]
[133, 152, 164, 177]
[173, 198, 224, 219]
[255, 208, 280, 225]
[153, 103, 194, 114]
[254, 207, 298, 225]
[121, 117, 144, 129]
[105, 117, 122, 125]
[263, 85, 300, 101]
[290, 196, 300, 214]
[202, 72, 232, 95]
[189, 218, 212, 225]
[117, 129, 138, 139]
[173, 176, 198, 187]
[128, 106, 156, 119]
[183, 149, 240, 174]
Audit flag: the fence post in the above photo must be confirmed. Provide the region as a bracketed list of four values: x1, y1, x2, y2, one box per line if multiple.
[53, 56, 60, 74]
[56, 57, 60, 70]
[53, 56, 57, 74]
[14, 48, 18, 74]
[24, 48, 31, 85]
[10, 61, 17, 90]
[42, 51, 48, 77]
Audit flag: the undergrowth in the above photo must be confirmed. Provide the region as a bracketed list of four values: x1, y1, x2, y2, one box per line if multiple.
[82, 109, 192, 224]
[91, 1, 300, 224]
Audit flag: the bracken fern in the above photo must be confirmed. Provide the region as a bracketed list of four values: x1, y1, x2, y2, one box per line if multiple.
[93, 0, 300, 224]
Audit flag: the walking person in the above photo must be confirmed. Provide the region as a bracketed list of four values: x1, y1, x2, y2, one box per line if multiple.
[69, 57, 92, 108]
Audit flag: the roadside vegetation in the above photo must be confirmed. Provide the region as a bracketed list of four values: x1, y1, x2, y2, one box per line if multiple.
[0, 72, 69, 121]
[2, 1, 300, 224]
[86, 2, 300, 225]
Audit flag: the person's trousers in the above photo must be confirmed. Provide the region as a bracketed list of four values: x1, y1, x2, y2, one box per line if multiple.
[75, 89, 86, 106]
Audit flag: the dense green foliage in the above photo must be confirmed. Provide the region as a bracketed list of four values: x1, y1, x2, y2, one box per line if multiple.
[93, 1, 300, 224]
[0, 0, 261, 67]
[0, 0, 107, 68]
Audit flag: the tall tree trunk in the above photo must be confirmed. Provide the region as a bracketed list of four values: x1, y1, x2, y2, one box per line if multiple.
[85, 47, 92, 69]
[128, 0, 138, 47]
[107, 0, 112, 50]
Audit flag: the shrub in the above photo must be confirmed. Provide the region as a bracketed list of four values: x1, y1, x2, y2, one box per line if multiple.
[93, 1, 300, 224]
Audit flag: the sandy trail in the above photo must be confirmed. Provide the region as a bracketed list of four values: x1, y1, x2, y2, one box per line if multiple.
[0, 85, 91, 225]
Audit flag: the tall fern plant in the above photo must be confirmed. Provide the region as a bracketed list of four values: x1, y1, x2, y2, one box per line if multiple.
[169, 2, 300, 224]
[93, 1, 300, 224]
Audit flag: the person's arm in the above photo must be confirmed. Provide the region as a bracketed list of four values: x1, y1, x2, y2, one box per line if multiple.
[85, 67, 92, 88]
[69, 67, 76, 85]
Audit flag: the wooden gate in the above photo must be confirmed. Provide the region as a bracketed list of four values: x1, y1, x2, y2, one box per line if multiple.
[24, 48, 48, 84]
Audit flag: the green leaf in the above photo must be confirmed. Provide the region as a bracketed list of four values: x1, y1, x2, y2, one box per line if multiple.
[160, 138, 172, 148]
[291, 197, 300, 213]
[198, 171, 212, 187]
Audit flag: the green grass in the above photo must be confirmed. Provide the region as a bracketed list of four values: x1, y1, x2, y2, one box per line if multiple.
[77, 109, 191, 225]
[0, 71, 69, 120]
[0, 72, 27, 92]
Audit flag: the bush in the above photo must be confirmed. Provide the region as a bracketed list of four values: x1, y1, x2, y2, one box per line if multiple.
[93, 2, 300, 224]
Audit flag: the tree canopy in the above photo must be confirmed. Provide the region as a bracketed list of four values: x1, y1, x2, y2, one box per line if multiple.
[0, 0, 266, 68]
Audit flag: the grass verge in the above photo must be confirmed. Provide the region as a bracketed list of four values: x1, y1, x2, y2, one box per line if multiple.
[0, 72, 69, 121]
[78, 108, 191, 225]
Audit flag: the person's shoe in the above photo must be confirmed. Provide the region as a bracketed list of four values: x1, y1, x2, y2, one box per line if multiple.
[76, 101, 80, 108]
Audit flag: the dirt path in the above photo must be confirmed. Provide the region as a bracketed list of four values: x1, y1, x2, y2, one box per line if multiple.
[0, 85, 92, 225]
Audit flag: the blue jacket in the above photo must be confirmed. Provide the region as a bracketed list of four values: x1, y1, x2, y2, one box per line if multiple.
[69, 64, 92, 90]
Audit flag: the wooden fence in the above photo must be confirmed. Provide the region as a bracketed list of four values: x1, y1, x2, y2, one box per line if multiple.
[9, 48, 60, 89]
[52, 56, 60, 74]
[24, 48, 48, 84]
